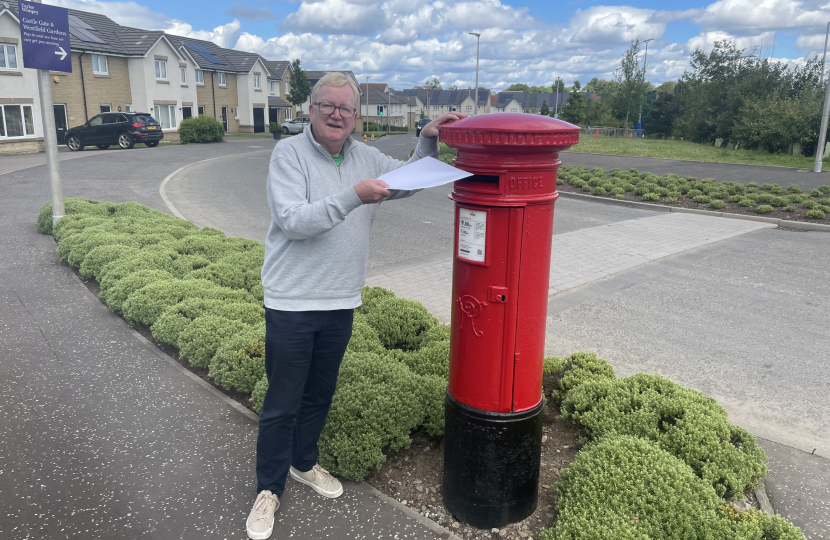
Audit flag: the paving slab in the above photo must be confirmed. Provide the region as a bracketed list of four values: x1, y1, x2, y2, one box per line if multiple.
[367, 212, 774, 323]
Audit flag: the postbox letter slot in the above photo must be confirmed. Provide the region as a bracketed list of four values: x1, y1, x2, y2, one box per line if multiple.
[464, 174, 500, 184]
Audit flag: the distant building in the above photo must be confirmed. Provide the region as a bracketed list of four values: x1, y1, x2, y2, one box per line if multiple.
[399, 89, 491, 118]
[492, 91, 595, 114]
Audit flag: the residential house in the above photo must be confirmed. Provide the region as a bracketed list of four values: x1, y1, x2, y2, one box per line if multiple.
[400, 89, 491, 119]
[492, 91, 594, 114]
[397, 95, 423, 130]
[261, 59, 293, 126]
[359, 82, 389, 94]
[359, 86, 408, 130]
[0, 1, 43, 155]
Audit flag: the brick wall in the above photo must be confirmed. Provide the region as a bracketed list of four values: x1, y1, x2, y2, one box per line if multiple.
[51, 53, 133, 129]
[195, 71, 241, 132]
[0, 138, 45, 155]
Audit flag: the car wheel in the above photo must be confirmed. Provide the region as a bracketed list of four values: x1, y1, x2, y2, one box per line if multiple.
[118, 133, 135, 149]
[145, 141, 159, 148]
[283, 127, 290, 135]
[96, 144, 110, 150]
[67, 136, 84, 151]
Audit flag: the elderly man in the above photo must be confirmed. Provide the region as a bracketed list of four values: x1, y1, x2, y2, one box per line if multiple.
[246, 72, 465, 539]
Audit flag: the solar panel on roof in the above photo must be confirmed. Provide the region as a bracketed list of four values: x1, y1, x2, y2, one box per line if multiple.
[68, 14, 107, 44]
[184, 42, 225, 66]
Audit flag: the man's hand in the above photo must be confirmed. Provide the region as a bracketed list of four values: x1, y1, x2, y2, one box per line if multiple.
[354, 179, 393, 204]
[421, 112, 467, 138]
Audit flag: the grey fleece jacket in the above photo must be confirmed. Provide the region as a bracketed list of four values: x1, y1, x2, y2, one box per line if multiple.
[262, 126, 440, 311]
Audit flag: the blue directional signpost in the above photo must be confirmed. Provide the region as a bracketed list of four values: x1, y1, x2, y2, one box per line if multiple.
[18, 0, 71, 224]
[18, 1, 72, 72]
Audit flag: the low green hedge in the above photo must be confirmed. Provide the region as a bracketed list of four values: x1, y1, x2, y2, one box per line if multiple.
[178, 116, 225, 144]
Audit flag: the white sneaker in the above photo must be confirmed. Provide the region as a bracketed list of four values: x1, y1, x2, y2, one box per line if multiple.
[246, 490, 279, 540]
[289, 463, 344, 498]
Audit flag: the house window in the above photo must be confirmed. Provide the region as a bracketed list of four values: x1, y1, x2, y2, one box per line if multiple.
[0, 104, 35, 138]
[270, 81, 276, 94]
[218, 72, 226, 86]
[100, 104, 111, 113]
[0, 44, 18, 70]
[254, 74, 260, 90]
[182, 106, 192, 119]
[285, 82, 290, 95]
[432, 105, 439, 110]
[285, 108, 291, 120]
[198, 105, 205, 116]
[153, 104, 177, 129]
[125, 104, 131, 112]
[91, 55, 108, 74]
[466, 105, 472, 112]
[195, 70, 204, 84]
[155, 60, 167, 80]
[180, 67, 187, 84]
[510, 107, 517, 112]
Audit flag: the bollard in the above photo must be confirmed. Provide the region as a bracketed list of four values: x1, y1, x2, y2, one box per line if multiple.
[438, 113, 580, 529]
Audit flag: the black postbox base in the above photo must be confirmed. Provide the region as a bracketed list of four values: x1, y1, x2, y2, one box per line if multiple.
[442, 392, 544, 529]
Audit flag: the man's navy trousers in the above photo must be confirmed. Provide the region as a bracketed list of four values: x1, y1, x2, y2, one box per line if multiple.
[256, 308, 354, 497]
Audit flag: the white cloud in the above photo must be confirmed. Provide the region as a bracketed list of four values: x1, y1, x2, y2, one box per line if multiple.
[167, 20, 242, 49]
[691, 0, 830, 34]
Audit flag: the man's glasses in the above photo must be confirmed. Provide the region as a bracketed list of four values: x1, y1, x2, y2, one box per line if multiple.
[314, 102, 357, 117]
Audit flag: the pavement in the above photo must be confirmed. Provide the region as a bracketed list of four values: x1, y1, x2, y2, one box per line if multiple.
[1, 136, 829, 539]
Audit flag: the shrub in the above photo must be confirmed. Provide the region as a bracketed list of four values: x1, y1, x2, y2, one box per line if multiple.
[419, 324, 450, 346]
[693, 195, 712, 204]
[560, 373, 768, 497]
[746, 182, 758, 188]
[178, 116, 225, 144]
[642, 193, 660, 201]
[709, 200, 726, 209]
[346, 317, 387, 355]
[357, 286, 396, 315]
[756, 205, 774, 214]
[729, 195, 743, 203]
[787, 194, 806, 203]
[188, 262, 247, 290]
[121, 279, 254, 326]
[539, 436, 801, 540]
[820, 185, 830, 194]
[592, 186, 606, 196]
[98, 246, 181, 293]
[614, 194, 625, 200]
[363, 296, 437, 351]
[755, 193, 775, 204]
[401, 339, 450, 378]
[760, 183, 774, 191]
[251, 373, 269, 414]
[769, 196, 788, 207]
[588, 177, 603, 187]
[819, 198, 830, 206]
[150, 297, 261, 346]
[782, 206, 796, 212]
[818, 205, 830, 213]
[209, 323, 266, 393]
[550, 352, 615, 400]
[665, 196, 678, 203]
[581, 184, 591, 192]
[610, 187, 625, 196]
[686, 189, 703, 198]
[179, 315, 249, 368]
[317, 351, 429, 480]
[101, 269, 175, 314]
[788, 185, 803, 193]
[802, 200, 817, 209]
[806, 209, 826, 219]
[80, 245, 139, 279]
[543, 356, 566, 375]
[738, 198, 755, 207]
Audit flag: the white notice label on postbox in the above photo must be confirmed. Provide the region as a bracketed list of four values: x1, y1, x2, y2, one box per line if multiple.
[458, 208, 487, 262]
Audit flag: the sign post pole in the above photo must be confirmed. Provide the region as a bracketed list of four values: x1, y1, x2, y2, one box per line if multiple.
[19, 0, 72, 224]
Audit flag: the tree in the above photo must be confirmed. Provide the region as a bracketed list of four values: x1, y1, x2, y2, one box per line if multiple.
[424, 78, 442, 89]
[614, 38, 650, 129]
[540, 100, 550, 116]
[560, 92, 585, 125]
[286, 59, 311, 109]
[448, 85, 458, 91]
[572, 80, 582, 92]
[530, 85, 553, 93]
[505, 83, 530, 92]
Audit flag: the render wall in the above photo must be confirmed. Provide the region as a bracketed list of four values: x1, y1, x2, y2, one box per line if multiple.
[51, 53, 133, 128]
[0, 11, 44, 154]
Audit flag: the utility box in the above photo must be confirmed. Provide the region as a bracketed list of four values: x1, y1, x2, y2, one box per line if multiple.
[438, 113, 580, 529]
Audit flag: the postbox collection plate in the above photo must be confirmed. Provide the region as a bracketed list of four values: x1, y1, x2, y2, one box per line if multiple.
[457, 207, 489, 265]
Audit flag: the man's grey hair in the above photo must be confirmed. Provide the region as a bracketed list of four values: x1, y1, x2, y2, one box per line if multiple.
[310, 72, 361, 112]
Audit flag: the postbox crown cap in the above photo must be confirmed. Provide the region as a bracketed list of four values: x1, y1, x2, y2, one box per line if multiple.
[439, 113, 580, 149]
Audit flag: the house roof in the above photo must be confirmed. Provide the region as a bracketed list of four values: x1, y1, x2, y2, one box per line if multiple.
[262, 60, 290, 80]
[494, 92, 593, 109]
[363, 87, 406, 106]
[398, 95, 421, 107]
[166, 34, 267, 74]
[401, 89, 490, 108]
[268, 96, 292, 108]
[359, 83, 389, 92]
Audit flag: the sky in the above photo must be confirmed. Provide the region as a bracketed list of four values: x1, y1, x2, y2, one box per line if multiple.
[46, 0, 830, 91]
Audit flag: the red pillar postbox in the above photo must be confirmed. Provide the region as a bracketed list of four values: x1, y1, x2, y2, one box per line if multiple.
[438, 114, 580, 528]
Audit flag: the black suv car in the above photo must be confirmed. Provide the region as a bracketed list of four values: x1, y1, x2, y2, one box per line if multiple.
[415, 118, 430, 137]
[65, 112, 163, 151]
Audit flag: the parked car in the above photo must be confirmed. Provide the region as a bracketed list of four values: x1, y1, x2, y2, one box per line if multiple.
[415, 118, 430, 137]
[65, 112, 163, 151]
[280, 117, 310, 135]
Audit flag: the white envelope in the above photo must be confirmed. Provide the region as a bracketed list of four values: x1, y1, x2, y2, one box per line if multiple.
[379, 156, 473, 190]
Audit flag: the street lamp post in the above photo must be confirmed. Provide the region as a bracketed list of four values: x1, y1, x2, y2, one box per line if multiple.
[554, 77, 562, 117]
[639, 38, 654, 124]
[469, 32, 481, 116]
[365, 75, 371, 132]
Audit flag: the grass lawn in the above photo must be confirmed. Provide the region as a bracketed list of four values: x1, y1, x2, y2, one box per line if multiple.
[566, 136, 825, 169]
